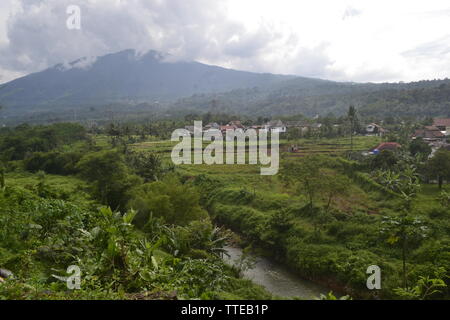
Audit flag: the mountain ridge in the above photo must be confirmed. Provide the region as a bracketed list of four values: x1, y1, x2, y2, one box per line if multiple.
[0, 49, 294, 111]
[1, 49, 450, 123]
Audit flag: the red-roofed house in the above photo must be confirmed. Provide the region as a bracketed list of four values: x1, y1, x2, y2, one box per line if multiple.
[370, 142, 402, 154]
[228, 121, 244, 129]
[220, 125, 237, 133]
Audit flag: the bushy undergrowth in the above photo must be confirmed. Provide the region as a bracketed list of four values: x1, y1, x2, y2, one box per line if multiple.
[0, 183, 272, 300]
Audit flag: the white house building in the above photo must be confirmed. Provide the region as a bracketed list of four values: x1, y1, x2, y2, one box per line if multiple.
[264, 120, 287, 133]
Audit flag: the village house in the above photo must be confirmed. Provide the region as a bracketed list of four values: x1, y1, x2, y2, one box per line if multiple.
[285, 121, 306, 132]
[284, 121, 322, 135]
[365, 123, 387, 137]
[412, 126, 445, 141]
[184, 119, 329, 136]
[264, 120, 287, 133]
[433, 118, 450, 136]
[219, 125, 240, 134]
[248, 125, 264, 133]
[228, 120, 245, 129]
[204, 122, 220, 130]
[411, 123, 449, 158]
[184, 125, 195, 136]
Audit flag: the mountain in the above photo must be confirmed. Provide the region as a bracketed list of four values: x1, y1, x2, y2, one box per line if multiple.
[0, 49, 293, 116]
[1, 49, 450, 123]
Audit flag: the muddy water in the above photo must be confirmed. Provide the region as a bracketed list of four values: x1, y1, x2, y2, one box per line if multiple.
[224, 246, 331, 299]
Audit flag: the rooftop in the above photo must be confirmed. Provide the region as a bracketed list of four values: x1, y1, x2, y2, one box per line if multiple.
[433, 118, 450, 127]
[371, 142, 401, 151]
[413, 129, 445, 139]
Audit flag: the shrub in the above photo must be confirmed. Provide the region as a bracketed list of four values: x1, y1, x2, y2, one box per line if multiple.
[25, 152, 82, 175]
[129, 175, 208, 227]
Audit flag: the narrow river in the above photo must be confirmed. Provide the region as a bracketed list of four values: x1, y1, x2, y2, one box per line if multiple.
[223, 246, 331, 299]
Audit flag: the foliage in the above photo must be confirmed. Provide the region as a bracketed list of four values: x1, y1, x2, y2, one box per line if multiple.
[0, 123, 87, 161]
[409, 138, 432, 158]
[380, 214, 428, 288]
[24, 151, 82, 175]
[371, 150, 399, 170]
[426, 149, 450, 189]
[76, 150, 142, 209]
[393, 268, 448, 300]
[316, 291, 352, 300]
[439, 189, 450, 208]
[128, 175, 208, 227]
[126, 151, 169, 182]
[372, 166, 421, 203]
[281, 155, 350, 213]
[0, 186, 270, 300]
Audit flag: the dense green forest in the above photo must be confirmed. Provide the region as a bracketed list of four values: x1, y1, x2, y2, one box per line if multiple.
[2, 79, 450, 126]
[0, 121, 449, 300]
[173, 79, 450, 119]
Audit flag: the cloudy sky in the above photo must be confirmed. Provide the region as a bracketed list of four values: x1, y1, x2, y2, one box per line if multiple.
[1, 0, 450, 84]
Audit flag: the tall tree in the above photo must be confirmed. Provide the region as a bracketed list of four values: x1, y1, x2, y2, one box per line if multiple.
[0, 164, 5, 190]
[281, 156, 323, 212]
[381, 214, 427, 288]
[426, 149, 450, 189]
[281, 156, 348, 215]
[409, 137, 432, 158]
[76, 150, 141, 209]
[347, 105, 359, 151]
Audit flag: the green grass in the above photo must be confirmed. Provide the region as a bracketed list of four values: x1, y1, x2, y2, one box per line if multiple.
[120, 134, 439, 215]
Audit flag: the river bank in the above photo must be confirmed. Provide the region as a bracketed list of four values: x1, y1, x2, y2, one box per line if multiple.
[223, 245, 334, 299]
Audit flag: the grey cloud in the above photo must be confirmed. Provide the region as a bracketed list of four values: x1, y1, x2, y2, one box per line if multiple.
[0, 0, 337, 81]
[402, 35, 450, 58]
[0, 0, 226, 72]
[223, 24, 281, 58]
[289, 43, 335, 78]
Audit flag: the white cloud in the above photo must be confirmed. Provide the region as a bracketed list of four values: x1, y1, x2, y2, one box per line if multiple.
[342, 6, 362, 20]
[0, 0, 450, 84]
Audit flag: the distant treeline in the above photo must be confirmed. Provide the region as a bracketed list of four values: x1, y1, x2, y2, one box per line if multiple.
[2, 79, 450, 126]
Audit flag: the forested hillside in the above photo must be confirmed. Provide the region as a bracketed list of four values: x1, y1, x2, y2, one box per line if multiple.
[172, 79, 450, 118]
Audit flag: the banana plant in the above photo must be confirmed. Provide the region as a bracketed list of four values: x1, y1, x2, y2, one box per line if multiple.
[207, 226, 230, 258]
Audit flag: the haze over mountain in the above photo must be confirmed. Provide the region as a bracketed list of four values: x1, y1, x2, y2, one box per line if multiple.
[0, 49, 292, 111]
[1, 49, 450, 124]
